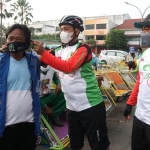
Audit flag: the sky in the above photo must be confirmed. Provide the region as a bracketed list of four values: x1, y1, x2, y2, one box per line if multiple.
[2, 0, 150, 25]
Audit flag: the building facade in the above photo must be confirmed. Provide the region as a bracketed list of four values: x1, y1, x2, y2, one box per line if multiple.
[84, 17, 120, 54]
[84, 18, 117, 42]
[28, 14, 131, 53]
[82, 14, 131, 25]
[83, 14, 131, 54]
[113, 19, 142, 49]
[28, 21, 60, 35]
[29, 14, 130, 36]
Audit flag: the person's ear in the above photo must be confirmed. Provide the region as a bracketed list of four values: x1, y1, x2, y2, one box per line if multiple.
[75, 29, 80, 37]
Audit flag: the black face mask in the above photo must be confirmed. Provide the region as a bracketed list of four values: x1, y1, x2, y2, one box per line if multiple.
[7, 42, 30, 53]
[141, 32, 150, 48]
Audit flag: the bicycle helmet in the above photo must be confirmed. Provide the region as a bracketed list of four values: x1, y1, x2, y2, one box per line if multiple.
[59, 15, 84, 32]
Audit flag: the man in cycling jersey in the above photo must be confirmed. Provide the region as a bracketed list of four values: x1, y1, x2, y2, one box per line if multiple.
[124, 14, 150, 150]
[33, 15, 110, 150]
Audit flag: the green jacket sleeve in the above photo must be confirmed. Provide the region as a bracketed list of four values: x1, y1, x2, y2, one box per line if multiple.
[52, 72, 60, 85]
[131, 59, 140, 73]
[40, 97, 47, 108]
[131, 66, 139, 73]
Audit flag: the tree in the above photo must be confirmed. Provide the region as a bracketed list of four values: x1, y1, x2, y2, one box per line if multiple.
[105, 30, 128, 50]
[0, 24, 7, 46]
[38, 33, 61, 41]
[0, 24, 7, 36]
[10, 0, 33, 24]
[86, 38, 97, 46]
[0, 0, 13, 46]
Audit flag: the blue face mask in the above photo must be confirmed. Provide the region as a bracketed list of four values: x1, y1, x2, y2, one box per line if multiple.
[7, 42, 30, 53]
[141, 32, 150, 48]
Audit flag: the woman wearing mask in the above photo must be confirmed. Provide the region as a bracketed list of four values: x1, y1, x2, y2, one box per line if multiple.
[33, 15, 110, 150]
[0, 24, 41, 150]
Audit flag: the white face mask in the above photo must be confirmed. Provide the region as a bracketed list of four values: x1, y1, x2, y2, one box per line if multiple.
[40, 66, 49, 72]
[60, 31, 74, 44]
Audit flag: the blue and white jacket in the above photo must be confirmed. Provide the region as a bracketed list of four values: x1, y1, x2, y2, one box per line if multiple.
[0, 52, 41, 137]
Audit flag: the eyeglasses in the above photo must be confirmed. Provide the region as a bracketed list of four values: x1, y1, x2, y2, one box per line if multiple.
[142, 26, 150, 32]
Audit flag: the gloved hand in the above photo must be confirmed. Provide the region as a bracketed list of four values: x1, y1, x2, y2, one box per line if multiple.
[123, 104, 132, 122]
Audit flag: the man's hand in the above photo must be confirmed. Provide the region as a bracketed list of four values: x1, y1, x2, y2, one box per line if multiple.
[55, 83, 61, 95]
[1, 44, 8, 53]
[37, 54, 42, 60]
[32, 40, 45, 55]
[96, 75, 104, 87]
[123, 104, 132, 122]
[44, 105, 52, 116]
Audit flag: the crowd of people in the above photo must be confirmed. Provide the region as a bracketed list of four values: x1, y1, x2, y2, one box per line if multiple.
[0, 13, 150, 150]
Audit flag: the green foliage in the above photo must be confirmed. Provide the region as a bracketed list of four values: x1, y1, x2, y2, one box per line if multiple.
[29, 33, 61, 41]
[37, 33, 61, 40]
[0, 24, 7, 36]
[10, 0, 33, 24]
[0, 0, 13, 19]
[86, 38, 97, 46]
[0, 24, 9, 46]
[0, 9, 13, 19]
[105, 30, 128, 50]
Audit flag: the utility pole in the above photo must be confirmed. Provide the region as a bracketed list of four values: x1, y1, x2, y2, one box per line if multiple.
[55, 26, 57, 41]
[125, 2, 150, 21]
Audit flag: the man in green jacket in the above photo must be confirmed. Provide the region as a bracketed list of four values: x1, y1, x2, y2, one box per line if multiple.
[40, 61, 66, 127]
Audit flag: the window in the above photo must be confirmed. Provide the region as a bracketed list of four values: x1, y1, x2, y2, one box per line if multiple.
[116, 52, 124, 57]
[101, 51, 106, 55]
[96, 24, 106, 29]
[96, 35, 104, 40]
[35, 28, 42, 33]
[85, 24, 95, 30]
[85, 35, 94, 40]
[106, 51, 115, 56]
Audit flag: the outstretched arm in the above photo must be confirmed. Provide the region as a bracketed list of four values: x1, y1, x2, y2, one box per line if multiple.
[33, 40, 92, 73]
[127, 72, 140, 106]
[41, 46, 91, 73]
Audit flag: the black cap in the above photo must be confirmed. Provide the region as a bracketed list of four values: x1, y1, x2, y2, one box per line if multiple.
[134, 14, 150, 28]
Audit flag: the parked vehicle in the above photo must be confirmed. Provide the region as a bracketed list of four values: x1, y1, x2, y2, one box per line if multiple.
[99, 50, 128, 64]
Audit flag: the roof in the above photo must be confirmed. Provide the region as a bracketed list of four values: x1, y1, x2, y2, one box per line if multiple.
[113, 19, 142, 29]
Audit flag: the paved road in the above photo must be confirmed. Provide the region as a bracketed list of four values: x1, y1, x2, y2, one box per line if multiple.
[37, 99, 134, 150]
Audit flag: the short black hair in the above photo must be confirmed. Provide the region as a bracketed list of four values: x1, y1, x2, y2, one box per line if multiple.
[128, 61, 136, 69]
[138, 47, 142, 51]
[6, 24, 31, 44]
[41, 61, 48, 66]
